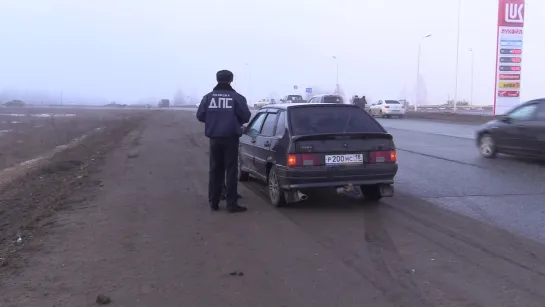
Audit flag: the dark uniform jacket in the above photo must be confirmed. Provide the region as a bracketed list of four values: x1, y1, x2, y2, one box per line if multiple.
[196, 83, 251, 138]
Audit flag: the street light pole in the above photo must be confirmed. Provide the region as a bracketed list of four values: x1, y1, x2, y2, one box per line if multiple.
[245, 62, 252, 104]
[415, 34, 432, 111]
[469, 48, 474, 106]
[333, 56, 339, 93]
[454, 0, 462, 112]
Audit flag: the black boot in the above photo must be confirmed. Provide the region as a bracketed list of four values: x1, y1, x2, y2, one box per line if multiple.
[227, 204, 247, 213]
[209, 202, 220, 211]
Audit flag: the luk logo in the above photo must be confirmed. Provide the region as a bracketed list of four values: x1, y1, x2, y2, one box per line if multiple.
[505, 3, 524, 23]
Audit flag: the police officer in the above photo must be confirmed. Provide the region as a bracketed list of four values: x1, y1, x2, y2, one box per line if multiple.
[352, 95, 360, 105]
[196, 70, 251, 213]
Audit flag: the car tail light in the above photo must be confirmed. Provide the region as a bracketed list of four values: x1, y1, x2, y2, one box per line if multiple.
[384, 106, 390, 108]
[369, 150, 396, 163]
[286, 154, 320, 167]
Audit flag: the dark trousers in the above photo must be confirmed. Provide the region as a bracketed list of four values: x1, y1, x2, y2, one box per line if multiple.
[209, 137, 239, 206]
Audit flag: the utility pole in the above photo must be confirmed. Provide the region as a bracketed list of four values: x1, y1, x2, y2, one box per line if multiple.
[453, 0, 462, 112]
[416, 34, 432, 111]
[469, 48, 475, 107]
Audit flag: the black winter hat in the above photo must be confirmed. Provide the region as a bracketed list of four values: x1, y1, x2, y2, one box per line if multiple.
[216, 70, 234, 83]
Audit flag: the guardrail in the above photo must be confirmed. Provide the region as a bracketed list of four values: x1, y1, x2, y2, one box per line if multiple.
[405, 111, 495, 124]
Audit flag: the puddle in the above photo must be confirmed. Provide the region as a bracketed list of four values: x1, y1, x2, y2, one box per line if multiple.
[0, 113, 76, 117]
[0, 129, 12, 135]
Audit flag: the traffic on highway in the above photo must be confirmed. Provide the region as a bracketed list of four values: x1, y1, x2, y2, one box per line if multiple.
[246, 97, 545, 244]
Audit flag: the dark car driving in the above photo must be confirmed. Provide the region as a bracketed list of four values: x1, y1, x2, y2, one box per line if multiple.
[476, 98, 545, 159]
[238, 103, 398, 206]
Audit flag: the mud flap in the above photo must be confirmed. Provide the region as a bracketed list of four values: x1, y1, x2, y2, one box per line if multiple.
[379, 184, 394, 197]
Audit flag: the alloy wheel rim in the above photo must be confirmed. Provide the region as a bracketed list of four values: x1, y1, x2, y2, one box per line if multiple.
[269, 172, 278, 202]
[480, 137, 493, 156]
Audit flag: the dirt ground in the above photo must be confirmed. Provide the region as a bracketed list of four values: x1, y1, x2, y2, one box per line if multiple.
[0, 107, 145, 171]
[1, 110, 545, 307]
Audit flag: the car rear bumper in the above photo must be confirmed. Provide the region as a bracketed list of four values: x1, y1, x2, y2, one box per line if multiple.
[383, 109, 405, 115]
[276, 163, 398, 189]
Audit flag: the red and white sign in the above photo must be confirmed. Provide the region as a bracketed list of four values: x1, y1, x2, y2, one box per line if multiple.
[498, 90, 520, 97]
[494, 0, 525, 115]
[499, 74, 521, 80]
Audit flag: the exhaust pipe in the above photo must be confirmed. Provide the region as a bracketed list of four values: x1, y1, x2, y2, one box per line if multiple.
[284, 190, 308, 203]
[297, 190, 308, 201]
[336, 184, 356, 194]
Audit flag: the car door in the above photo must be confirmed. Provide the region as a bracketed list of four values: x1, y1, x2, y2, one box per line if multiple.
[253, 110, 279, 180]
[529, 101, 545, 154]
[497, 103, 539, 155]
[240, 112, 267, 173]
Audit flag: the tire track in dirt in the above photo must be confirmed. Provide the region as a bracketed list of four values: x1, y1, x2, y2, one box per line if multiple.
[241, 181, 430, 306]
[379, 194, 545, 305]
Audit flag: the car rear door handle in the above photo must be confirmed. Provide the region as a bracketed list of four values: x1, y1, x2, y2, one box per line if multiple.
[250, 138, 256, 143]
[264, 141, 271, 147]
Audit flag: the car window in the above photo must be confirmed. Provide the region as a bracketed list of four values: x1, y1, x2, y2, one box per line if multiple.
[508, 104, 538, 120]
[385, 100, 401, 104]
[536, 102, 545, 120]
[274, 111, 286, 137]
[247, 112, 267, 135]
[287, 95, 303, 101]
[289, 106, 384, 135]
[323, 96, 343, 104]
[260, 113, 278, 136]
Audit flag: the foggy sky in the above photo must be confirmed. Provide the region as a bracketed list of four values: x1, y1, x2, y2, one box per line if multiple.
[0, 0, 543, 105]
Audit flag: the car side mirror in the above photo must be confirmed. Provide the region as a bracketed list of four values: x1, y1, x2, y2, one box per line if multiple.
[496, 115, 510, 123]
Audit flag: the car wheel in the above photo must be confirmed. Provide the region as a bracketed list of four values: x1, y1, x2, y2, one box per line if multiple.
[479, 133, 497, 159]
[361, 185, 382, 202]
[268, 166, 286, 206]
[238, 155, 250, 181]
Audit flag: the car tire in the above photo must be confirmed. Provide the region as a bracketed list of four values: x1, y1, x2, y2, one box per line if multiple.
[479, 133, 498, 159]
[268, 165, 286, 206]
[361, 185, 382, 202]
[238, 155, 250, 181]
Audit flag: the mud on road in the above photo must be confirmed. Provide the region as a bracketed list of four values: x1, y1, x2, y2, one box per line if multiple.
[1, 110, 545, 307]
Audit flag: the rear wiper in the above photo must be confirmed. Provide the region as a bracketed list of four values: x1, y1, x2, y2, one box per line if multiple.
[341, 114, 352, 134]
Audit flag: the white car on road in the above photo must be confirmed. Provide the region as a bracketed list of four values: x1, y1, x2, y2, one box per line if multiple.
[368, 100, 406, 118]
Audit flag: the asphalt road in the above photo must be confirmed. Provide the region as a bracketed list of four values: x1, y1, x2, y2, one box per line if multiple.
[376, 118, 545, 243]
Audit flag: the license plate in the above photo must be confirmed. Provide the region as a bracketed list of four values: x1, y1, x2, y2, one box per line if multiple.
[325, 154, 364, 165]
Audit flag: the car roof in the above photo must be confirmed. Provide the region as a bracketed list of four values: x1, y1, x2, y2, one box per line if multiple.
[310, 94, 342, 98]
[261, 102, 358, 111]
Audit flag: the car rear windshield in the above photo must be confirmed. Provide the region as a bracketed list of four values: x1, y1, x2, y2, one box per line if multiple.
[287, 95, 303, 101]
[323, 96, 344, 104]
[289, 106, 384, 135]
[385, 100, 400, 104]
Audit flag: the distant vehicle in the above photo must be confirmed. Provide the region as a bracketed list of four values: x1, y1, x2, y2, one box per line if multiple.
[368, 100, 405, 118]
[253, 98, 271, 109]
[158, 99, 170, 108]
[476, 98, 545, 159]
[3, 100, 25, 107]
[281, 94, 305, 103]
[238, 103, 398, 206]
[307, 94, 344, 104]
